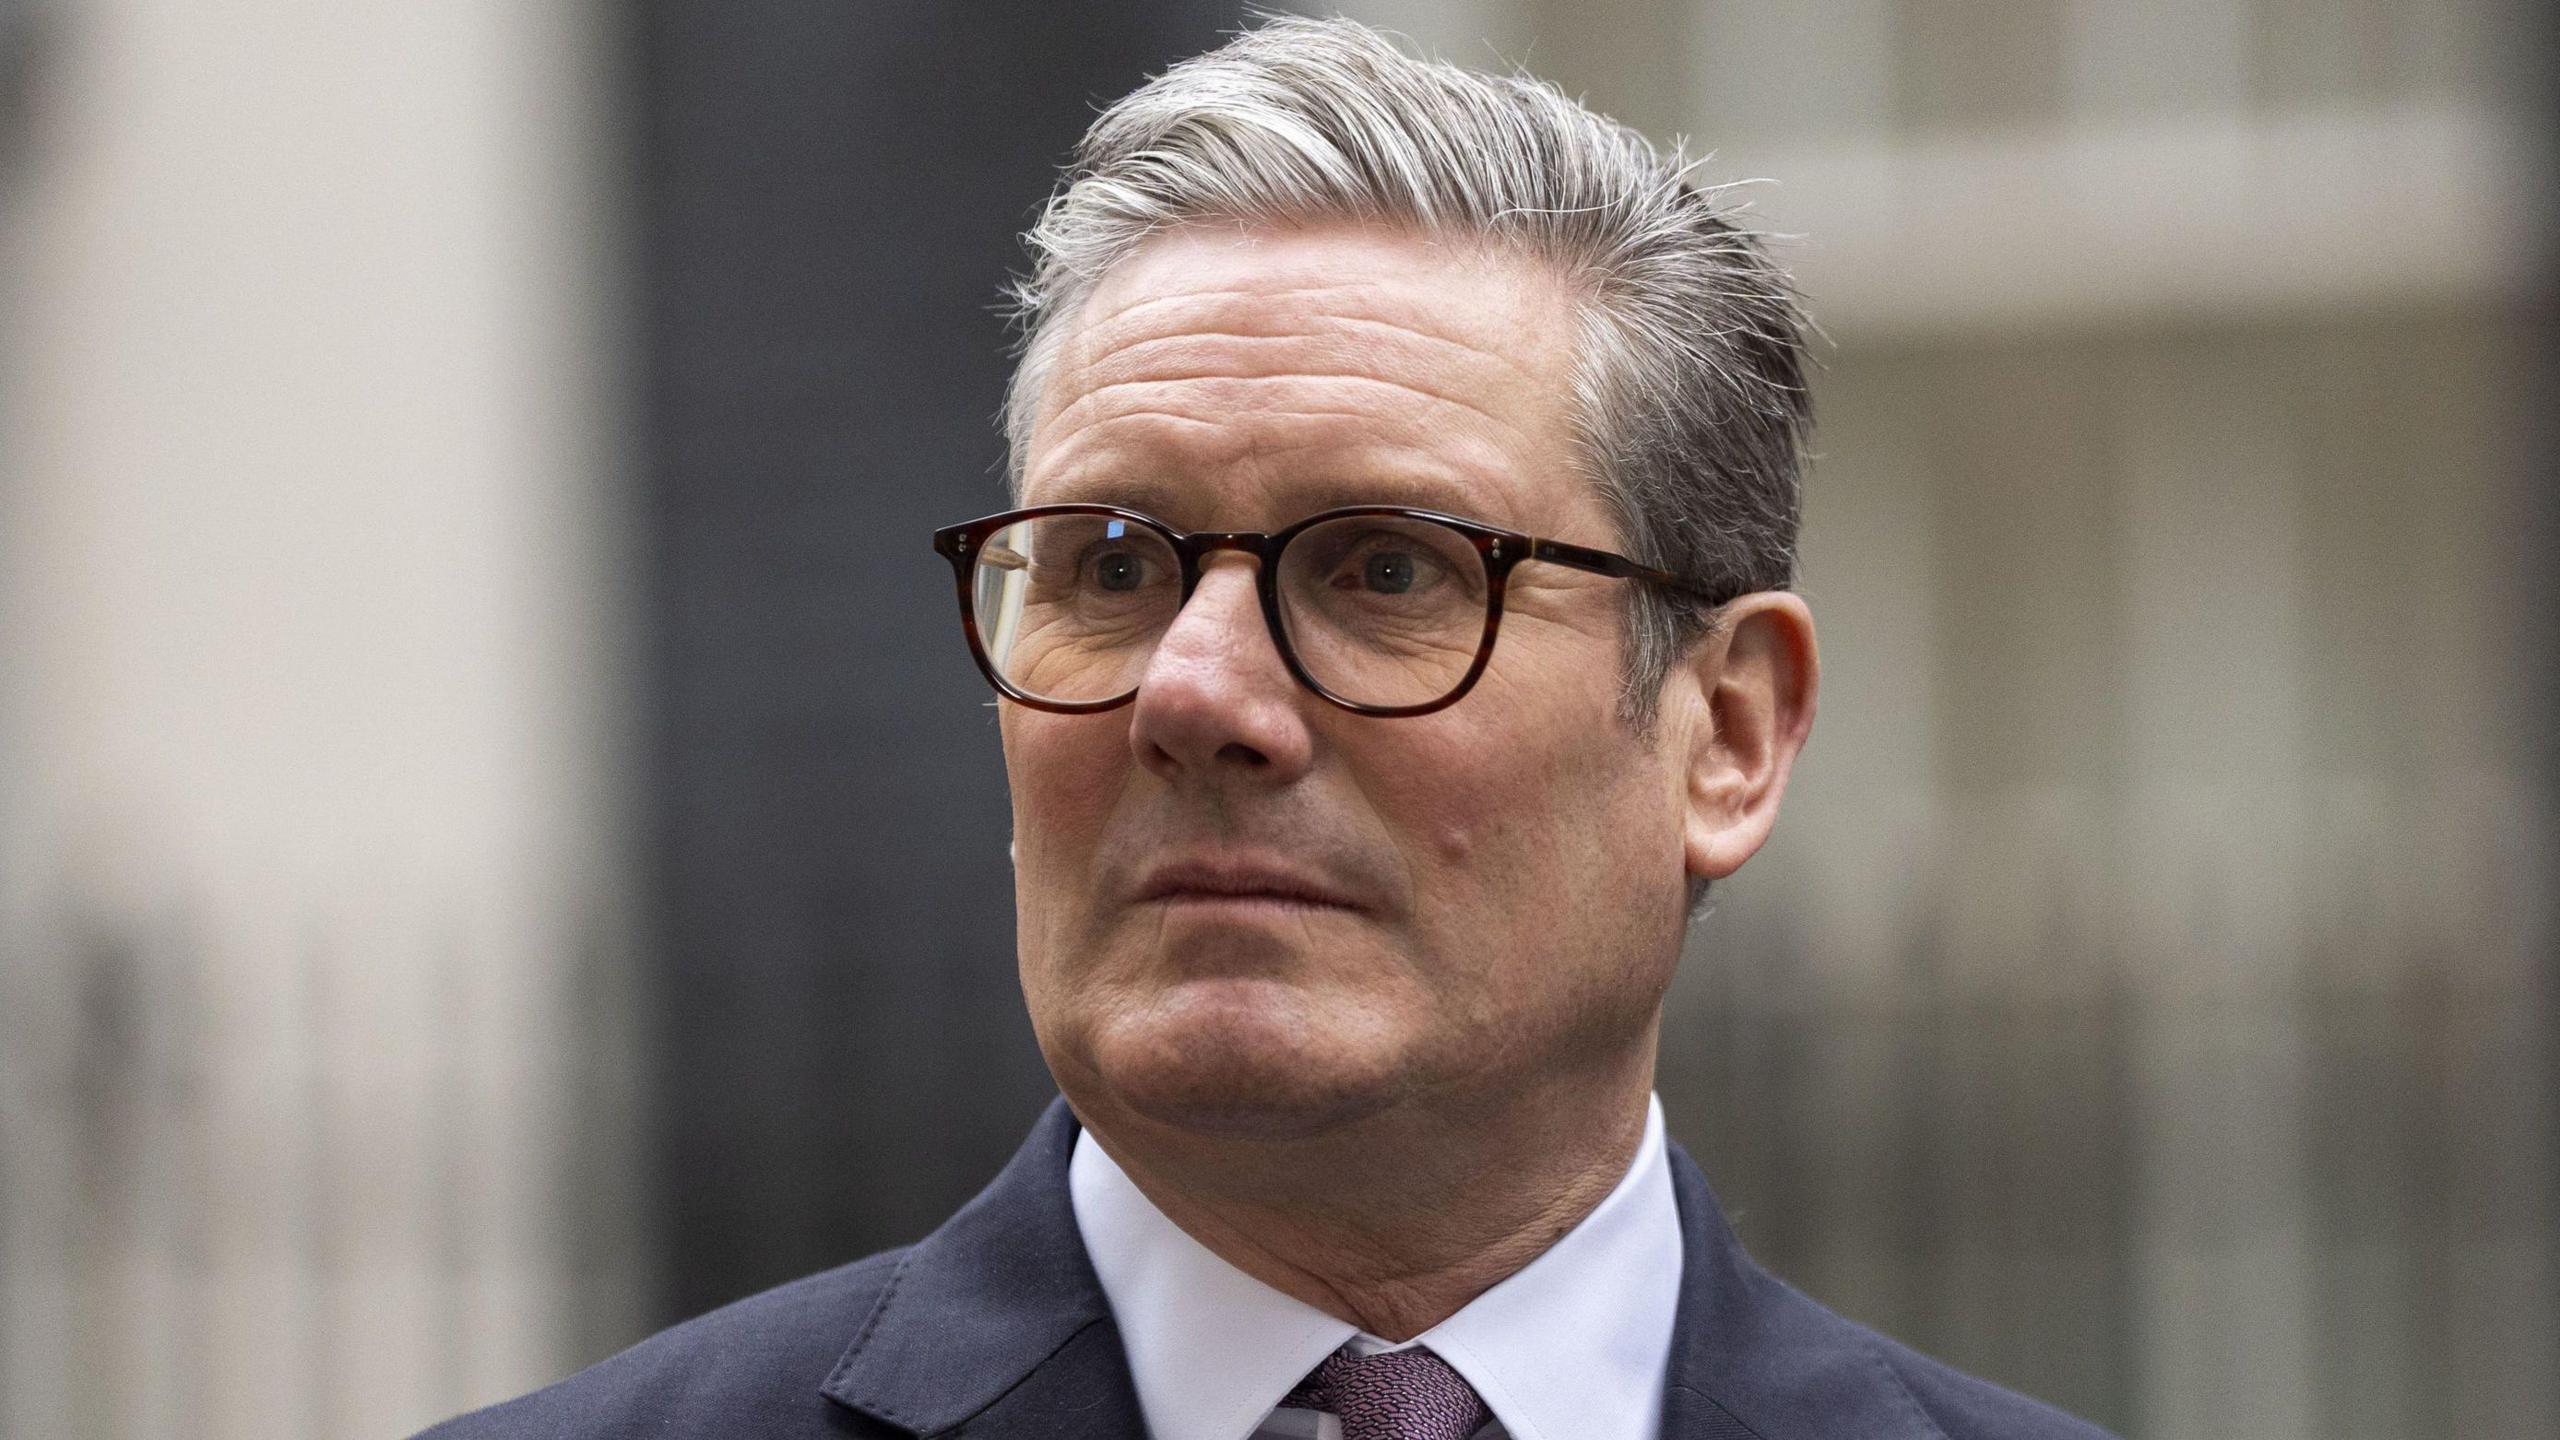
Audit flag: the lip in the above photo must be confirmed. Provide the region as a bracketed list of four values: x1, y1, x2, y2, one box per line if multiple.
[1133, 856, 1364, 912]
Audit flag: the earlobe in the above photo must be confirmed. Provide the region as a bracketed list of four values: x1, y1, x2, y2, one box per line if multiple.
[1682, 593, 1818, 882]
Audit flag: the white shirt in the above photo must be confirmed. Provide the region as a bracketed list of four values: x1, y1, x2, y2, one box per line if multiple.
[1068, 1095, 1684, 1440]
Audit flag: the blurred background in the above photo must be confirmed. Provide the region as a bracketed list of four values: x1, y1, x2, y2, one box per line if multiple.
[0, 2, 2551, 1436]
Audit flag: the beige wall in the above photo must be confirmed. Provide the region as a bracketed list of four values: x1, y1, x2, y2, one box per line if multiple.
[0, 4, 641, 1436]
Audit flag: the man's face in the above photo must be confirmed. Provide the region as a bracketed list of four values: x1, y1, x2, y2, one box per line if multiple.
[1006, 225, 1700, 1140]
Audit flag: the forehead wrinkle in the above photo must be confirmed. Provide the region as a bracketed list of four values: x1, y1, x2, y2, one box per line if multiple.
[1068, 292, 1557, 394]
[1075, 324, 1544, 411]
[1042, 370, 1542, 461]
[1073, 243, 1553, 337]
[1051, 302, 1551, 431]
[1031, 404, 1528, 522]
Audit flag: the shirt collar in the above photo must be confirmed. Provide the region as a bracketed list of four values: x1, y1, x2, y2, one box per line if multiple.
[1069, 1095, 1684, 1440]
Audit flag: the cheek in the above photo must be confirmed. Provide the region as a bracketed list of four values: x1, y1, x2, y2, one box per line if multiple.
[1374, 678, 1683, 964]
[1001, 712, 1129, 919]
[1367, 693, 1606, 910]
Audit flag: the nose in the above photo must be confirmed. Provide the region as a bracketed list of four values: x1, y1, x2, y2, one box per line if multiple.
[1126, 556, 1316, 785]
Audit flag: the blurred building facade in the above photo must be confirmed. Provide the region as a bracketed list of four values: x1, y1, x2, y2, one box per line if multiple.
[0, 3, 2551, 1438]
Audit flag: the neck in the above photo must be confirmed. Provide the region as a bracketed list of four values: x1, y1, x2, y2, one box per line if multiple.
[1074, 1040, 1657, 1342]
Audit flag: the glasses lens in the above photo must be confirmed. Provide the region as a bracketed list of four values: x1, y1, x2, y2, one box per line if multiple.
[972, 513, 1182, 705]
[1276, 514, 1489, 708]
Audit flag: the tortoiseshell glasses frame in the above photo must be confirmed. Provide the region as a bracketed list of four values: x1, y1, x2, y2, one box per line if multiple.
[931, 503, 1738, 718]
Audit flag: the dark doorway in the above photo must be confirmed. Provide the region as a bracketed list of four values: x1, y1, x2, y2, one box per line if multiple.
[632, 1, 1250, 1324]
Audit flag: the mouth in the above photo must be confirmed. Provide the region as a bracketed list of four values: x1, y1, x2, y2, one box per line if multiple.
[1134, 858, 1363, 914]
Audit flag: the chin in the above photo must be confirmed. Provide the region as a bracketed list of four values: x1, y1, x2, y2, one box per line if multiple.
[1076, 975, 1410, 1143]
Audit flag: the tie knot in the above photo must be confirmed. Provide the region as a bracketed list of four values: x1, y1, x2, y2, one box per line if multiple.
[1283, 1344, 1492, 1440]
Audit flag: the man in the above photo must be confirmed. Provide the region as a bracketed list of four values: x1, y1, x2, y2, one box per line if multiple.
[426, 17, 2113, 1440]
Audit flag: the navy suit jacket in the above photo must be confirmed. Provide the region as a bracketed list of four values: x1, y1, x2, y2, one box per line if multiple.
[422, 1099, 2115, 1439]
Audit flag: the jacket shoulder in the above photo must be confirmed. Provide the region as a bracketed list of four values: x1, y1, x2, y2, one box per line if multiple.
[1851, 1298, 2120, 1440]
[1668, 1141, 2116, 1440]
[1698, 1263, 2119, 1440]
[412, 1247, 910, 1440]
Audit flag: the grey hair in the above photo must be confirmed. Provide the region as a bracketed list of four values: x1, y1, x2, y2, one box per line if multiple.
[1002, 15, 1810, 728]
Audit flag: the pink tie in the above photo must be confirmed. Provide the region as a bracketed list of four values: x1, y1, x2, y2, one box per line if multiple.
[1282, 1344, 1493, 1440]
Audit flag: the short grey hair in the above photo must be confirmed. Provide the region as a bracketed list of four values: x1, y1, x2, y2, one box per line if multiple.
[1002, 15, 1810, 728]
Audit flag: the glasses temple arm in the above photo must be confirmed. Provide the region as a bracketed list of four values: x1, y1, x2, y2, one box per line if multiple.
[1526, 537, 1738, 605]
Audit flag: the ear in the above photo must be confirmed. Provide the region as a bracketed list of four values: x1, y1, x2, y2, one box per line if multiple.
[1676, 592, 1818, 882]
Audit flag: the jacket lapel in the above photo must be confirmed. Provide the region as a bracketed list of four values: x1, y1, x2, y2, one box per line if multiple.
[820, 1098, 1146, 1439]
[1658, 1140, 1945, 1439]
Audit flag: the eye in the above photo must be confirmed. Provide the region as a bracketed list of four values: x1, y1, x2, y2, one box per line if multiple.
[1362, 550, 1419, 594]
[1092, 549, 1150, 592]
[1329, 539, 1446, 596]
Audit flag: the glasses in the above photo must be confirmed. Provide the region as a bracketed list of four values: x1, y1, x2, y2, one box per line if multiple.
[932, 503, 1735, 717]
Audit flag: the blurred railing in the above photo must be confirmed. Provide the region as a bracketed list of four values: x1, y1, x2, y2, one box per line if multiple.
[1662, 316, 2556, 1437]
[0, 895, 649, 1437]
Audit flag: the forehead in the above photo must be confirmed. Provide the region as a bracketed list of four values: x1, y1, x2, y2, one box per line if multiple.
[1022, 224, 1600, 537]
